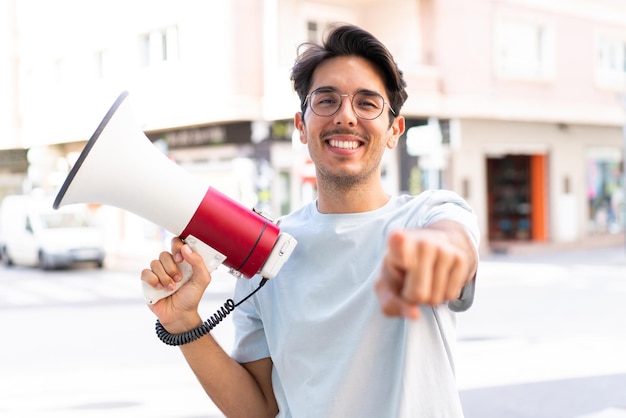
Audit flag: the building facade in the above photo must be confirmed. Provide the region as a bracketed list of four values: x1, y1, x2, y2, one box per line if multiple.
[1, 0, 625, 255]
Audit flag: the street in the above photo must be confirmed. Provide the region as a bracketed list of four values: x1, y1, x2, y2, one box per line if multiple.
[0, 260, 234, 418]
[458, 247, 626, 418]
[0, 246, 625, 417]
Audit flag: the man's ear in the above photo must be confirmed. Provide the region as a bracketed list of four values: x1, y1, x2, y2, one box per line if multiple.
[295, 112, 307, 144]
[386, 116, 405, 149]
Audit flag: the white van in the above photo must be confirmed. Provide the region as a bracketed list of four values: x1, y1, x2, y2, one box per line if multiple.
[0, 195, 105, 270]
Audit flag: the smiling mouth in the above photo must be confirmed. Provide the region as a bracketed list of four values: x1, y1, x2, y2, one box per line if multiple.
[328, 139, 362, 149]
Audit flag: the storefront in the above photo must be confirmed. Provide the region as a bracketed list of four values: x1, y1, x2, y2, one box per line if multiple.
[453, 119, 624, 249]
[146, 119, 302, 218]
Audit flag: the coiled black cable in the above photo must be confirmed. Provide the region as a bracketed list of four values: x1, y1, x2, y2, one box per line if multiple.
[156, 278, 268, 346]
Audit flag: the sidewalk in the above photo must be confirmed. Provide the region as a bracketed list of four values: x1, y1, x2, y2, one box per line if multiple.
[484, 232, 626, 265]
[483, 244, 626, 267]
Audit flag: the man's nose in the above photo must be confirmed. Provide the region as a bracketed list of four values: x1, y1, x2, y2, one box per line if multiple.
[333, 95, 357, 125]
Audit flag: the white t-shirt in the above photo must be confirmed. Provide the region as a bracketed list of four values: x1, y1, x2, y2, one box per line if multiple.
[231, 190, 480, 418]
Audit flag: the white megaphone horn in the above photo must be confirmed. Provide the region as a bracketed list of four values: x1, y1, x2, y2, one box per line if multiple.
[54, 91, 297, 304]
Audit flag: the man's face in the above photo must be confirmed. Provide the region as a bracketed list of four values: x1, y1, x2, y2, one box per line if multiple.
[295, 56, 404, 188]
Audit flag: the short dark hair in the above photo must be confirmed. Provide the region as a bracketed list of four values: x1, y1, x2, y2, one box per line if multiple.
[290, 24, 408, 120]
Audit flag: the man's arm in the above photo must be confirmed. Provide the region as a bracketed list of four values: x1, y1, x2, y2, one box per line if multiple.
[141, 239, 278, 418]
[375, 219, 478, 319]
[179, 338, 277, 418]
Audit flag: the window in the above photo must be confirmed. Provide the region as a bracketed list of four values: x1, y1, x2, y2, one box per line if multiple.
[307, 20, 319, 43]
[587, 147, 624, 233]
[494, 16, 555, 80]
[139, 25, 179, 67]
[595, 35, 626, 90]
[300, 4, 357, 46]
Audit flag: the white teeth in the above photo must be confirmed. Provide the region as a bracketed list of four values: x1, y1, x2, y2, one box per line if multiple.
[329, 140, 359, 149]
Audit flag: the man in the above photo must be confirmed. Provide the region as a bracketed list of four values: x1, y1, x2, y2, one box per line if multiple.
[142, 24, 479, 418]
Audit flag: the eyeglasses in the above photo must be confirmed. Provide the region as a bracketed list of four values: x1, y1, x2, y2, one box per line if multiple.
[304, 88, 396, 120]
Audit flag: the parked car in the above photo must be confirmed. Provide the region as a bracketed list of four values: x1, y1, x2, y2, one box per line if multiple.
[0, 195, 105, 270]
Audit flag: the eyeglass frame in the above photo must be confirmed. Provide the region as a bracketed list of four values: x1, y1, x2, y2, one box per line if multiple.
[303, 87, 396, 120]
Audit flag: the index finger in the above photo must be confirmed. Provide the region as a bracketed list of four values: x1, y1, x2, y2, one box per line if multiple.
[171, 236, 185, 263]
[375, 265, 421, 320]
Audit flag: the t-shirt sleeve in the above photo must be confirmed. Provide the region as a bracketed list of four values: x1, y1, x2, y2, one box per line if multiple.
[230, 277, 271, 363]
[414, 189, 480, 251]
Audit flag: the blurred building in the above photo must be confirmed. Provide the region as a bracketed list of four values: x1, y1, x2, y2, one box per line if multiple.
[1, 0, 625, 255]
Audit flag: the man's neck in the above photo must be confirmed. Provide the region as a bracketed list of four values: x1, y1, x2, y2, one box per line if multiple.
[316, 180, 390, 214]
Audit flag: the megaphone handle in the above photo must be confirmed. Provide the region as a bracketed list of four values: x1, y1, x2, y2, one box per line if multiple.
[142, 235, 227, 305]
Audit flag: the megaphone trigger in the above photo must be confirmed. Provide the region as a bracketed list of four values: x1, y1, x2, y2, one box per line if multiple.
[142, 235, 227, 305]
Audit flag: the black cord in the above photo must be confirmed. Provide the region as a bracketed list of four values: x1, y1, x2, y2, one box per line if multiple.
[156, 278, 268, 346]
[234, 278, 268, 307]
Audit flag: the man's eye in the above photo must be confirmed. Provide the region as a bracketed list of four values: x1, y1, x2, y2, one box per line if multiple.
[357, 98, 379, 109]
[316, 94, 337, 105]
[355, 92, 384, 108]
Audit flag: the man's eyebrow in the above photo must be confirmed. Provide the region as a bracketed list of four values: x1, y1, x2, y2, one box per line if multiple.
[313, 86, 384, 96]
[356, 88, 382, 96]
[312, 86, 338, 92]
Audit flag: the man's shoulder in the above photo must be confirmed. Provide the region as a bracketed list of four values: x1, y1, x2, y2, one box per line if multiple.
[404, 189, 474, 213]
[275, 200, 315, 229]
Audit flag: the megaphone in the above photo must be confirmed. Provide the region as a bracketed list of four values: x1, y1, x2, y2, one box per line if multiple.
[54, 91, 297, 304]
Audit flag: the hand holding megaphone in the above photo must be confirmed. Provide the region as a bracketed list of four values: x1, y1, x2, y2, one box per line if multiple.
[54, 92, 297, 304]
[141, 235, 225, 304]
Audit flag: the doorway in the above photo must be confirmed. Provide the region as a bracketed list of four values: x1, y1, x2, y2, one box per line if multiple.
[487, 154, 548, 241]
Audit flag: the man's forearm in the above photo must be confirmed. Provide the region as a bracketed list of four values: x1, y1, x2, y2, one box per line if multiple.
[179, 335, 277, 418]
